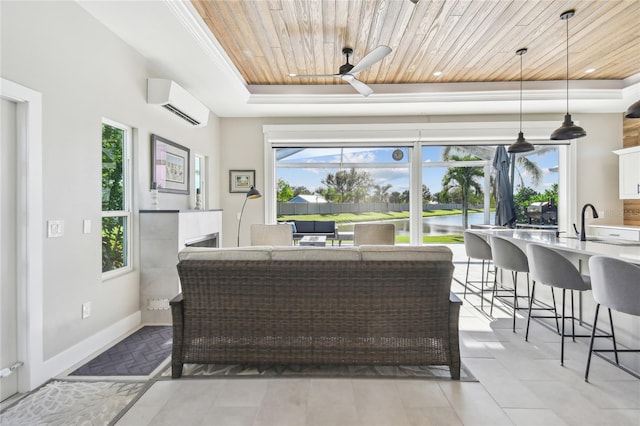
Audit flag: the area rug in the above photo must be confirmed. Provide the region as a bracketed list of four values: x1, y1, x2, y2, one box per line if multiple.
[70, 326, 172, 376]
[0, 380, 148, 426]
[161, 362, 476, 382]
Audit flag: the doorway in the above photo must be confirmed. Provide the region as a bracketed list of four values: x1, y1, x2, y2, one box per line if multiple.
[1, 98, 19, 402]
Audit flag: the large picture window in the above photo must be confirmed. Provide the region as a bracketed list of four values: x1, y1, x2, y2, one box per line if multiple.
[101, 119, 132, 276]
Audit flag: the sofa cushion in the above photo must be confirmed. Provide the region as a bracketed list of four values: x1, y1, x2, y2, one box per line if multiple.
[271, 246, 360, 261]
[314, 221, 335, 233]
[293, 221, 315, 233]
[358, 245, 453, 261]
[178, 246, 272, 261]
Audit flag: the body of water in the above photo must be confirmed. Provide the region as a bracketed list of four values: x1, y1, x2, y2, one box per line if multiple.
[339, 212, 494, 236]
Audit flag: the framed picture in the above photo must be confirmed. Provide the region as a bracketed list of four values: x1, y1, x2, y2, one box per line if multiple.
[151, 134, 190, 194]
[229, 170, 255, 193]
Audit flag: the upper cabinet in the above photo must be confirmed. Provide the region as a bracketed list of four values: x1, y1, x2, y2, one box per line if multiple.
[614, 146, 640, 199]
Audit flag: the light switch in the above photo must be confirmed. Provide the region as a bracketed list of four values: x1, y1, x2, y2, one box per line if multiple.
[83, 219, 91, 234]
[47, 220, 64, 238]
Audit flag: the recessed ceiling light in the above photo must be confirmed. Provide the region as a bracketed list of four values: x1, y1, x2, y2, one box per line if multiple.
[433, 71, 443, 77]
[585, 68, 596, 73]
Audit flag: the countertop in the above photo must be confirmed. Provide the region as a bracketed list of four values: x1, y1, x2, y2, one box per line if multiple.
[469, 229, 640, 265]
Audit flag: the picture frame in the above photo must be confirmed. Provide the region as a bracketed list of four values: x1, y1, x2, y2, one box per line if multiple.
[151, 134, 190, 194]
[229, 170, 255, 193]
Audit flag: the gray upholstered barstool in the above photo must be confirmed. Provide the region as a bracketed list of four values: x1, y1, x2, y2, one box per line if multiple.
[525, 243, 600, 365]
[489, 235, 530, 332]
[462, 231, 493, 309]
[585, 256, 640, 381]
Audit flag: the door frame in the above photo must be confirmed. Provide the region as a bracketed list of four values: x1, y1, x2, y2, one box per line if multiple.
[1, 78, 44, 392]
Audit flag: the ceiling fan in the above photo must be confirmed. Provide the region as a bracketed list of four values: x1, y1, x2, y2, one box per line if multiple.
[288, 45, 392, 97]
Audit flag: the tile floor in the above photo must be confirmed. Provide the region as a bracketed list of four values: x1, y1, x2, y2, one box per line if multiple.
[3, 245, 638, 426]
[115, 249, 640, 426]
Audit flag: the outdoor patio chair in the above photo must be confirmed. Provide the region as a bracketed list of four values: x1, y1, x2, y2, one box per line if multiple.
[353, 223, 395, 246]
[250, 224, 293, 246]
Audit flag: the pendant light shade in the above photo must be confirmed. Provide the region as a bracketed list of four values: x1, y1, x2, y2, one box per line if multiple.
[551, 10, 586, 140]
[508, 48, 534, 154]
[626, 99, 640, 118]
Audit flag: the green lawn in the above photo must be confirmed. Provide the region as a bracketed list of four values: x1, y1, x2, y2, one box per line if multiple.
[278, 209, 485, 224]
[279, 210, 481, 245]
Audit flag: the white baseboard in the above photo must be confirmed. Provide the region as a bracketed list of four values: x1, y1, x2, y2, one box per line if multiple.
[35, 311, 141, 386]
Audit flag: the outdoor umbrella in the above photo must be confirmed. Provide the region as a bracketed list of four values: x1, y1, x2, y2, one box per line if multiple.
[492, 145, 516, 227]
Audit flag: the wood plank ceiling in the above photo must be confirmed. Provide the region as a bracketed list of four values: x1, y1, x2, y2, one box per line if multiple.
[191, 0, 640, 89]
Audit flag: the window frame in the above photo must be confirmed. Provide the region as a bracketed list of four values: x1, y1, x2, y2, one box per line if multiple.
[101, 118, 132, 280]
[264, 122, 574, 244]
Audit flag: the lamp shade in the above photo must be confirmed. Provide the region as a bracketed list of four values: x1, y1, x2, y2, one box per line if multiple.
[237, 186, 262, 246]
[551, 10, 586, 140]
[508, 132, 535, 153]
[625, 99, 640, 118]
[550, 113, 587, 140]
[246, 186, 262, 199]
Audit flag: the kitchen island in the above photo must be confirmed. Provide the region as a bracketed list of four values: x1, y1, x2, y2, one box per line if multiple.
[468, 228, 640, 376]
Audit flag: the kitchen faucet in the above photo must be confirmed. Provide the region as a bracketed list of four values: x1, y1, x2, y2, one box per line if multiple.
[573, 203, 599, 241]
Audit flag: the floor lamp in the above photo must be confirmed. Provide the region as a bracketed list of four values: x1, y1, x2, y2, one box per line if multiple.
[237, 186, 262, 247]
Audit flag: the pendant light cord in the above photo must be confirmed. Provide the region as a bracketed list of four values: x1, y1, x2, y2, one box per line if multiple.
[520, 53, 523, 132]
[565, 15, 569, 115]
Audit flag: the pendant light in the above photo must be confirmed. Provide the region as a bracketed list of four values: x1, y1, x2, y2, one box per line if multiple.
[508, 48, 534, 153]
[550, 9, 587, 140]
[626, 99, 640, 118]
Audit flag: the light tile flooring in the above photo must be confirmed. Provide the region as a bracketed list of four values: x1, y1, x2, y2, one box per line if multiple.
[116, 249, 640, 426]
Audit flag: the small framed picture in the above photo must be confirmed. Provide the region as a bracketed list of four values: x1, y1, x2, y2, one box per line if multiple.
[229, 170, 255, 193]
[151, 134, 190, 194]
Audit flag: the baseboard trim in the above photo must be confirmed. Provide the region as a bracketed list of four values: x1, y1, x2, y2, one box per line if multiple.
[38, 311, 141, 384]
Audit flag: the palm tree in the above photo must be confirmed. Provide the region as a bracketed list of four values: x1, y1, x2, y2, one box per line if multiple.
[442, 145, 545, 188]
[440, 155, 484, 229]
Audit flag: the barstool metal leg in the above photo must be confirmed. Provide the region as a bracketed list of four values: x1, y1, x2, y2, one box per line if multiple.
[512, 271, 518, 332]
[525, 281, 536, 341]
[608, 308, 619, 364]
[571, 290, 576, 342]
[551, 287, 560, 334]
[561, 289, 566, 366]
[464, 257, 471, 298]
[585, 303, 601, 381]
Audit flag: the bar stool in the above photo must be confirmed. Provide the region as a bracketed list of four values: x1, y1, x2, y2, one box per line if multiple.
[489, 235, 531, 332]
[525, 243, 601, 365]
[462, 231, 493, 309]
[585, 256, 640, 381]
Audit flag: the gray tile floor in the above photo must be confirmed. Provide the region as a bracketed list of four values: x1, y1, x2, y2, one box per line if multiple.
[116, 248, 640, 426]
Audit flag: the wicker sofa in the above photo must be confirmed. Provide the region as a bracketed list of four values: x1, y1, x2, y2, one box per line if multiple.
[170, 245, 462, 379]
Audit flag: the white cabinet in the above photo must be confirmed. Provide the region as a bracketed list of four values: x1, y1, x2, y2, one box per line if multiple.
[614, 146, 640, 199]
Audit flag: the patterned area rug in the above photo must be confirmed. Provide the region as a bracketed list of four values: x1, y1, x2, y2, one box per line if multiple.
[162, 362, 476, 381]
[0, 380, 147, 426]
[70, 326, 172, 376]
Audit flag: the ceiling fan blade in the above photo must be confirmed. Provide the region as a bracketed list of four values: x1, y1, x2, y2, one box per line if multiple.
[349, 45, 392, 75]
[341, 75, 374, 97]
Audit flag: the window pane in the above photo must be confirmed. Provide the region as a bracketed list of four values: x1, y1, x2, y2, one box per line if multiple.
[276, 146, 410, 244]
[102, 216, 127, 273]
[102, 124, 125, 211]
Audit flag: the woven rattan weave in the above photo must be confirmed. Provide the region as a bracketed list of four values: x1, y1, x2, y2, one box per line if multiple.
[171, 259, 461, 379]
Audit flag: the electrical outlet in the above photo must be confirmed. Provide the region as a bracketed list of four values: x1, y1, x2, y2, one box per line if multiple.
[47, 220, 64, 238]
[82, 302, 91, 319]
[83, 219, 91, 234]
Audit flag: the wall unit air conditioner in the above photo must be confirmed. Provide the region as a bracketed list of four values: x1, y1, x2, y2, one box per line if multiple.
[147, 79, 209, 127]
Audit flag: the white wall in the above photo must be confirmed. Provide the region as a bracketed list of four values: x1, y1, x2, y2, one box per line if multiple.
[1, 1, 220, 362]
[219, 114, 624, 246]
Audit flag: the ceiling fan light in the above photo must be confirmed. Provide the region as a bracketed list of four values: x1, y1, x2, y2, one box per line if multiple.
[508, 132, 535, 153]
[550, 114, 587, 140]
[625, 99, 640, 118]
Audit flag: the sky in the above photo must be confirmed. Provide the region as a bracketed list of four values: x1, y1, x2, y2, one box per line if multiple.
[276, 145, 558, 198]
